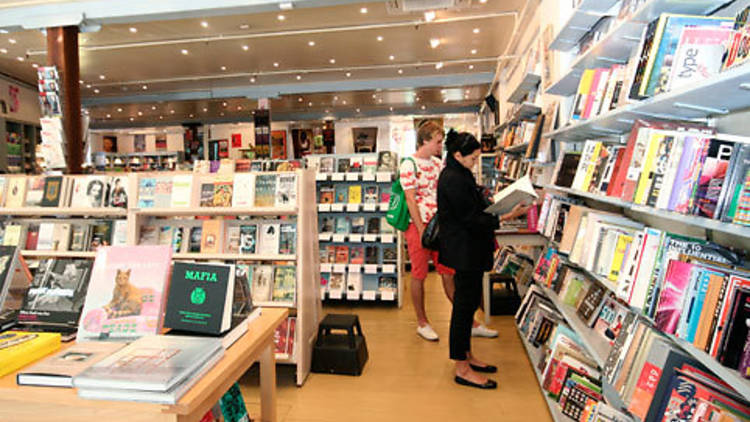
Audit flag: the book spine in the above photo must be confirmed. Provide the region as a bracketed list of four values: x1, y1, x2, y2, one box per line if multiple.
[633, 133, 663, 205]
[628, 18, 660, 100]
[638, 15, 669, 98]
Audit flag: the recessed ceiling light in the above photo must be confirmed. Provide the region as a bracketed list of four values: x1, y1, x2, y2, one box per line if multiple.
[170, 110, 175, 114]
[435, 62, 444, 69]
[137, 111, 143, 116]
[237, 106, 242, 110]
[239, 23, 250, 30]
[222, 102, 228, 107]
[279, 2, 293, 10]
[308, 102, 313, 106]
[250, 77, 256, 83]
[151, 105, 156, 110]
[8, 38, 16, 44]
[415, 96, 420, 101]
[296, 75, 302, 80]
[346, 72, 351, 77]
[99, 74, 106, 80]
[424, 11, 436, 22]
[479, 0, 487, 3]
[398, 69, 403, 74]
[360, 7, 368, 13]
[308, 41, 315, 46]
[429, 38, 440, 48]
[106, 114, 111, 118]
[129, 117, 134, 121]
[329, 58, 335, 64]
[117, 107, 123, 112]
[93, 88, 100, 94]
[372, 94, 377, 99]
[441, 89, 447, 94]
[421, 105, 426, 110]
[0, 48, 6, 54]
[298, 97, 303, 102]
[389, 106, 393, 111]
[334, 96, 339, 101]
[389, 55, 395, 60]
[190, 113, 194, 117]
[129, 27, 137, 33]
[465, 89, 470, 94]
[471, 49, 477, 54]
[31, 63, 38, 68]
[473, 28, 480, 34]
[203, 107, 208, 112]
[378, 99, 383, 104]
[200, 21, 208, 28]
[343, 100, 347, 105]
[273, 62, 279, 67]
[376, 36, 383, 42]
[181, 49, 189, 55]
[277, 14, 285, 21]
[468, 64, 474, 70]
[86, 84, 92, 88]
[159, 115, 163, 119]
[221, 66, 227, 71]
[142, 85, 148, 90]
[356, 108, 360, 112]
[242, 45, 249, 51]
[443, 98, 449, 103]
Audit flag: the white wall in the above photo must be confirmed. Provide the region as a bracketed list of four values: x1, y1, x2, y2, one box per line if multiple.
[0, 77, 40, 124]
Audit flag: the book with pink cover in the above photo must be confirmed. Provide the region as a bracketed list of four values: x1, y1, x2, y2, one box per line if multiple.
[654, 259, 695, 335]
[77, 245, 172, 341]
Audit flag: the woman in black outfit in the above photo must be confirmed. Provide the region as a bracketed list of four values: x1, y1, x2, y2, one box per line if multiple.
[438, 131, 530, 389]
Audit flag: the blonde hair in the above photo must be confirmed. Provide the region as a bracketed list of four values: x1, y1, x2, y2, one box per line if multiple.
[416, 121, 443, 147]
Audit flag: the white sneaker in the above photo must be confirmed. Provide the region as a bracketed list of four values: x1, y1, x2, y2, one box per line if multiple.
[472, 324, 499, 338]
[417, 324, 439, 341]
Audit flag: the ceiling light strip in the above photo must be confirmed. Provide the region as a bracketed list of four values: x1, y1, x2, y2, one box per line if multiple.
[26, 11, 518, 55]
[91, 55, 513, 87]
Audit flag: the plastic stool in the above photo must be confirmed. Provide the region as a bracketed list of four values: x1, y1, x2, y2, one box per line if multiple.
[311, 313, 368, 376]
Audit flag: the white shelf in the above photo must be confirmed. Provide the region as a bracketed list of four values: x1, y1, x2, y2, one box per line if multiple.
[0, 207, 127, 217]
[275, 354, 296, 365]
[255, 301, 296, 309]
[21, 250, 97, 258]
[549, 1, 615, 52]
[494, 103, 542, 133]
[515, 325, 571, 422]
[502, 142, 530, 154]
[321, 290, 397, 302]
[172, 252, 295, 261]
[134, 206, 298, 216]
[507, 73, 542, 104]
[546, 0, 730, 96]
[539, 184, 750, 238]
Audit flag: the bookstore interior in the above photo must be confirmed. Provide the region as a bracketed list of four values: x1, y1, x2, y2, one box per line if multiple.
[2, 0, 750, 421]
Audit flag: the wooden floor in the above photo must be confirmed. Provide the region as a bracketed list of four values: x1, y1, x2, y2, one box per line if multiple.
[241, 272, 554, 422]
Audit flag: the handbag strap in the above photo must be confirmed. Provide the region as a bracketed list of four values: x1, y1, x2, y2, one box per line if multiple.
[398, 157, 418, 182]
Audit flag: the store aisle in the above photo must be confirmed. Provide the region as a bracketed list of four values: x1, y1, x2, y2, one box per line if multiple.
[241, 272, 553, 422]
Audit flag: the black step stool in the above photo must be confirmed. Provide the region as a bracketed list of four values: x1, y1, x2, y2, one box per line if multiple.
[489, 274, 521, 315]
[311, 314, 368, 376]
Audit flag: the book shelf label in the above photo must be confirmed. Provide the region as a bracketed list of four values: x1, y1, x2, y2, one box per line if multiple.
[362, 173, 375, 182]
[348, 264, 361, 273]
[318, 233, 332, 241]
[381, 291, 395, 301]
[346, 173, 359, 182]
[321, 288, 326, 300]
[363, 204, 377, 212]
[380, 234, 395, 244]
[382, 264, 396, 274]
[346, 291, 359, 300]
[346, 204, 360, 212]
[363, 234, 378, 242]
[330, 291, 342, 300]
[332, 234, 346, 242]
[316, 173, 329, 181]
[333, 264, 347, 273]
[379, 203, 389, 212]
[349, 234, 363, 243]
[364, 264, 378, 274]
[332, 173, 345, 181]
[376, 173, 391, 183]
[318, 204, 331, 212]
[320, 263, 333, 272]
[363, 291, 376, 301]
[331, 204, 345, 212]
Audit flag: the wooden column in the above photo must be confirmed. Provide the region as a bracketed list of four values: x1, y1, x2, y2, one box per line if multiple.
[46, 26, 82, 174]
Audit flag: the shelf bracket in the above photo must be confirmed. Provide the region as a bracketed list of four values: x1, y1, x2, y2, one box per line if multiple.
[630, 110, 704, 122]
[569, 26, 591, 31]
[621, 35, 642, 42]
[673, 102, 729, 115]
[596, 56, 628, 64]
[616, 118, 635, 125]
[590, 126, 623, 135]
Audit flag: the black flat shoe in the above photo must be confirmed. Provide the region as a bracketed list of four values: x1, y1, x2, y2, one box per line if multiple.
[470, 364, 498, 373]
[454, 375, 497, 389]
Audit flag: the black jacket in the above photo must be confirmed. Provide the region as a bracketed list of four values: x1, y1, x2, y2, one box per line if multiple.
[437, 155, 499, 272]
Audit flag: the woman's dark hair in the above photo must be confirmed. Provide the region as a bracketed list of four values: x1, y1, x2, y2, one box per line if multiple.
[445, 129, 481, 157]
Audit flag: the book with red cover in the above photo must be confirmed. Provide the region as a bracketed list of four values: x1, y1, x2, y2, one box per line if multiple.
[607, 120, 650, 198]
[334, 246, 349, 264]
[273, 317, 289, 354]
[24, 225, 39, 251]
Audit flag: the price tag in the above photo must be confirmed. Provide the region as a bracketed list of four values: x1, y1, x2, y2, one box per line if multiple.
[332, 234, 346, 243]
[332, 173, 345, 181]
[321, 289, 326, 300]
[318, 204, 331, 212]
[318, 233, 332, 242]
[364, 264, 378, 274]
[329, 291, 343, 300]
[348, 264, 361, 272]
[380, 234, 395, 243]
[333, 264, 347, 273]
[376, 172, 392, 183]
[363, 234, 377, 242]
[382, 264, 396, 273]
[320, 263, 333, 272]
[362, 173, 375, 182]
[346, 203, 360, 212]
[363, 203, 376, 212]
[379, 203, 389, 212]
[363, 291, 376, 301]
[381, 291, 395, 301]
[347, 291, 359, 300]
[349, 234, 362, 243]
[331, 204, 344, 212]
[346, 173, 359, 182]
[316, 173, 329, 181]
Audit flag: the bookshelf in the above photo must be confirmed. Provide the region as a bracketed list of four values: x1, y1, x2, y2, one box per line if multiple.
[0, 117, 39, 174]
[507, 73, 542, 104]
[548, 0, 619, 51]
[493, 103, 542, 134]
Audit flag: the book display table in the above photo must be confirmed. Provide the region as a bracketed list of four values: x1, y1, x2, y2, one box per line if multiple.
[0, 307, 288, 422]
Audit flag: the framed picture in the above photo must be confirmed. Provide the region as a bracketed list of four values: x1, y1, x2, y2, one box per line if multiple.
[271, 130, 287, 159]
[102, 135, 117, 153]
[352, 127, 377, 153]
[134, 134, 146, 152]
[291, 128, 313, 158]
[155, 135, 167, 151]
[231, 133, 242, 148]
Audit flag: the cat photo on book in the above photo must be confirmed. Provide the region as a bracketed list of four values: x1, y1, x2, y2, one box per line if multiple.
[102, 269, 144, 318]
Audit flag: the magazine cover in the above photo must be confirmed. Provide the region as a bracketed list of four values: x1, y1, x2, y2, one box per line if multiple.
[18, 259, 93, 326]
[78, 245, 172, 340]
[275, 173, 297, 207]
[272, 266, 296, 303]
[108, 176, 129, 208]
[279, 223, 296, 255]
[137, 177, 156, 208]
[71, 176, 109, 208]
[254, 174, 276, 207]
[239, 224, 258, 254]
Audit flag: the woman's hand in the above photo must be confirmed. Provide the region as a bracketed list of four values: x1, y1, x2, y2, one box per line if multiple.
[502, 202, 533, 221]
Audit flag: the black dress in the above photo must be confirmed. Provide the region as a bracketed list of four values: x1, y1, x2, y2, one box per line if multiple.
[437, 155, 499, 360]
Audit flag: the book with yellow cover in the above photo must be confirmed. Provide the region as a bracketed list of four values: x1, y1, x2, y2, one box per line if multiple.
[608, 233, 633, 281]
[633, 132, 664, 205]
[580, 141, 602, 192]
[571, 69, 595, 121]
[348, 185, 362, 204]
[0, 331, 61, 377]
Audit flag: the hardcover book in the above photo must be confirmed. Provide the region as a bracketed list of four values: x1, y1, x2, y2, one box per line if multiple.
[239, 224, 258, 254]
[170, 174, 193, 208]
[40, 176, 63, 207]
[25, 176, 46, 207]
[17, 341, 125, 387]
[78, 245, 172, 341]
[272, 266, 296, 304]
[71, 176, 109, 208]
[279, 223, 296, 255]
[199, 180, 215, 207]
[164, 262, 235, 335]
[231, 173, 255, 208]
[137, 177, 156, 208]
[0, 331, 61, 378]
[5, 177, 27, 208]
[254, 174, 277, 207]
[107, 176, 129, 208]
[200, 220, 223, 254]
[212, 177, 233, 207]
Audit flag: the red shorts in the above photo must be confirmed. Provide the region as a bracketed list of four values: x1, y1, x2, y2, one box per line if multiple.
[404, 223, 455, 281]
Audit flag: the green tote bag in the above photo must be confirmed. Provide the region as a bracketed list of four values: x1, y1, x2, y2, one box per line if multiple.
[385, 157, 415, 232]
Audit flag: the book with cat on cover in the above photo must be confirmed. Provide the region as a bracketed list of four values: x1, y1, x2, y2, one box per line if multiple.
[164, 262, 235, 335]
[254, 174, 276, 207]
[17, 341, 125, 387]
[272, 266, 296, 304]
[77, 245, 173, 341]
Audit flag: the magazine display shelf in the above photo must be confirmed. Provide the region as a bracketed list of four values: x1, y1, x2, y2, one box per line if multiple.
[545, 0, 730, 96]
[0, 208, 128, 217]
[126, 169, 321, 386]
[493, 103, 542, 134]
[0, 307, 288, 422]
[549, 0, 620, 51]
[507, 73, 542, 104]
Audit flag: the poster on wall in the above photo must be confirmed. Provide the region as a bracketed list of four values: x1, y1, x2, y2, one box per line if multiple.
[291, 128, 313, 158]
[155, 135, 167, 151]
[352, 127, 378, 153]
[134, 134, 146, 152]
[270, 130, 287, 159]
[231, 133, 242, 148]
[102, 136, 118, 153]
[254, 109, 271, 159]
[322, 121, 335, 154]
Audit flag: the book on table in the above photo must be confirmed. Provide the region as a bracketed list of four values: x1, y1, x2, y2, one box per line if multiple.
[0, 331, 61, 378]
[485, 175, 538, 215]
[16, 341, 125, 387]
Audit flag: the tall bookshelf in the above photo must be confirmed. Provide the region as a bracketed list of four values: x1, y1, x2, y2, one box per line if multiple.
[0, 169, 321, 386]
[0, 117, 39, 174]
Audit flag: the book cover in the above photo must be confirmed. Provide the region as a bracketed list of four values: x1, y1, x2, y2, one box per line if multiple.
[254, 174, 276, 207]
[319, 184, 334, 204]
[164, 262, 235, 334]
[366, 217, 380, 234]
[633, 131, 665, 205]
[199, 180, 215, 207]
[212, 177, 233, 207]
[348, 185, 362, 204]
[78, 245, 172, 340]
[644, 133, 677, 207]
[350, 246, 364, 265]
[337, 158, 350, 173]
[36, 222, 55, 251]
[363, 185, 378, 204]
[571, 69, 595, 121]
[654, 259, 695, 334]
[272, 266, 296, 303]
[200, 220, 223, 254]
[40, 176, 63, 207]
[239, 224, 258, 254]
[334, 184, 348, 203]
[279, 223, 296, 255]
[169, 226, 184, 253]
[692, 138, 736, 218]
[251, 265, 274, 303]
[137, 177, 156, 208]
[593, 296, 629, 345]
[351, 216, 365, 234]
[5, 177, 26, 208]
[377, 152, 397, 172]
[170, 174, 193, 208]
[17, 341, 124, 387]
[363, 154, 378, 174]
[319, 157, 335, 173]
[334, 216, 350, 234]
[258, 223, 280, 256]
[620, 127, 654, 201]
[668, 135, 708, 212]
[107, 176, 128, 208]
[0, 331, 61, 378]
[231, 173, 254, 208]
[24, 176, 46, 207]
[329, 273, 345, 296]
[138, 225, 158, 245]
[73, 176, 108, 208]
[25, 224, 39, 250]
[379, 184, 392, 203]
[365, 246, 379, 265]
[18, 258, 93, 327]
[347, 272, 362, 296]
[188, 227, 202, 253]
[629, 16, 664, 100]
[89, 221, 113, 251]
[667, 26, 734, 92]
[719, 288, 750, 368]
[275, 173, 297, 208]
[225, 226, 240, 254]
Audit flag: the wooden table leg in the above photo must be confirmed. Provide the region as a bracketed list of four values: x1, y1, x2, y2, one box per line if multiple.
[259, 342, 277, 422]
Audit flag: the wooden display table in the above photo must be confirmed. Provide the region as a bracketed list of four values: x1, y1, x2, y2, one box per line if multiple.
[0, 307, 288, 422]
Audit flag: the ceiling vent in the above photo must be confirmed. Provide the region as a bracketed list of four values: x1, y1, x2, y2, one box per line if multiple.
[385, 0, 472, 14]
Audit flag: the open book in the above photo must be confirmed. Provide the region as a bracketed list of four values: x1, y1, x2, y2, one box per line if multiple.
[485, 175, 538, 215]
